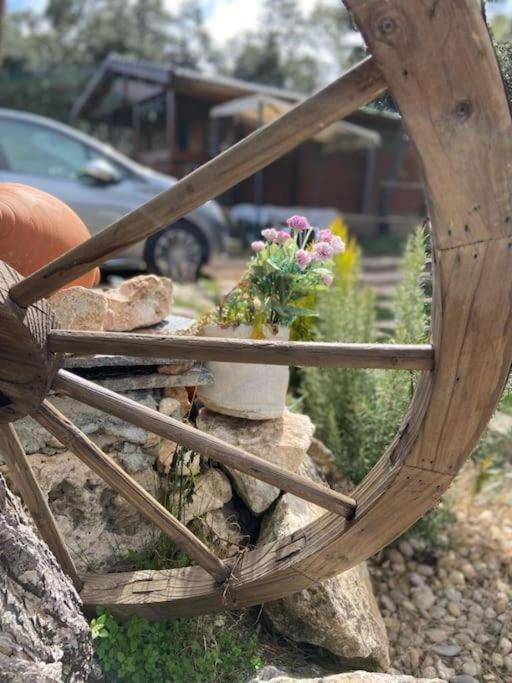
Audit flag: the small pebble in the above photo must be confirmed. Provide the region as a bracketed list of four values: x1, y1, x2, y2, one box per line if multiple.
[434, 643, 462, 657]
[412, 585, 436, 609]
[398, 539, 414, 557]
[499, 636, 512, 655]
[461, 659, 481, 676]
[448, 602, 462, 617]
[380, 594, 396, 613]
[426, 628, 448, 643]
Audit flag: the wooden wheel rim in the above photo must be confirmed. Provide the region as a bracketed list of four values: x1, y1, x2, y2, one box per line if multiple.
[2, 1, 512, 618]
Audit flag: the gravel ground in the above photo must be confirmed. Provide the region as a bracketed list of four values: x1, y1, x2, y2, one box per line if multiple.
[369, 462, 512, 682]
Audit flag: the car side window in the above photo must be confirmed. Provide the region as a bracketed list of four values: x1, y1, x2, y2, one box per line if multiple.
[0, 117, 90, 180]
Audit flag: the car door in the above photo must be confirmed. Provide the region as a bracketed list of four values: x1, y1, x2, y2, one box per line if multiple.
[0, 115, 136, 233]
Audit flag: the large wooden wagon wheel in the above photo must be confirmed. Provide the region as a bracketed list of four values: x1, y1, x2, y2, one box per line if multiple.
[1, 1, 511, 619]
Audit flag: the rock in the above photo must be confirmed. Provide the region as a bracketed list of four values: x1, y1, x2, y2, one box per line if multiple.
[381, 594, 397, 613]
[180, 469, 232, 524]
[13, 392, 158, 455]
[174, 449, 202, 477]
[163, 387, 191, 416]
[158, 360, 195, 375]
[0, 474, 94, 681]
[94, 274, 174, 331]
[460, 660, 480, 676]
[258, 483, 389, 670]
[50, 286, 108, 331]
[24, 451, 159, 571]
[307, 437, 336, 473]
[49, 275, 173, 331]
[451, 676, 479, 683]
[247, 666, 289, 681]
[434, 643, 461, 657]
[156, 398, 182, 473]
[247, 671, 443, 682]
[425, 628, 448, 644]
[196, 408, 314, 514]
[499, 636, 512, 655]
[158, 438, 177, 474]
[191, 505, 246, 559]
[158, 397, 181, 419]
[411, 586, 436, 610]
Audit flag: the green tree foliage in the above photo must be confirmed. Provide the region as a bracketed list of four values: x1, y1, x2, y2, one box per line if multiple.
[231, 0, 358, 92]
[0, 0, 216, 121]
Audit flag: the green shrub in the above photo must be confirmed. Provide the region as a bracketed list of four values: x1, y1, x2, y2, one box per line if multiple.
[302, 227, 428, 485]
[91, 609, 261, 683]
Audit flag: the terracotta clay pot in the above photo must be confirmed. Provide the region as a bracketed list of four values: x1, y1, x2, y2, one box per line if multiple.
[0, 183, 100, 290]
[197, 323, 289, 420]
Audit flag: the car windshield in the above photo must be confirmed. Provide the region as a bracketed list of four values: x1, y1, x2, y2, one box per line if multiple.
[0, 116, 127, 181]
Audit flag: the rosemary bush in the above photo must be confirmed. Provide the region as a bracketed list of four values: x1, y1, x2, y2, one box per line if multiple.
[302, 226, 428, 485]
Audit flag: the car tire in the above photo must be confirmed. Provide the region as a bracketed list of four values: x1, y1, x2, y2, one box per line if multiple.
[144, 221, 207, 283]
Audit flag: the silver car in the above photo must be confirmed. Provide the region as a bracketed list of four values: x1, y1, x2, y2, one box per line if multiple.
[0, 109, 228, 281]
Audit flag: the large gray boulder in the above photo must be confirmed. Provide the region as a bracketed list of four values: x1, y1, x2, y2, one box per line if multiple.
[196, 408, 315, 514]
[258, 458, 390, 671]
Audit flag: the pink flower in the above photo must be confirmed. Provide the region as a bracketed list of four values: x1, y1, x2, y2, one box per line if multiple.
[275, 230, 291, 243]
[323, 274, 333, 287]
[312, 241, 334, 261]
[251, 240, 265, 252]
[318, 229, 333, 243]
[287, 215, 309, 232]
[261, 228, 278, 242]
[330, 235, 345, 254]
[295, 249, 312, 269]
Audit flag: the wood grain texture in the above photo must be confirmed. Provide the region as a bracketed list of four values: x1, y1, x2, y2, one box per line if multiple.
[48, 331, 435, 370]
[0, 423, 81, 590]
[79, 1, 512, 617]
[35, 400, 229, 582]
[53, 370, 357, 518]
[345, 0, 512, 251]
[0, 262, 60, 423]
[9, 57, 386, 307]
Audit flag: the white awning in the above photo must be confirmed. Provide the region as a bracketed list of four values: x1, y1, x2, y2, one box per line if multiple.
[210, 94, 381, 152]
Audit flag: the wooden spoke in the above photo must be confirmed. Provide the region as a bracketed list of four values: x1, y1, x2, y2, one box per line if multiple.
[53, 370, 357, 518]
[0, 423, 81, 590]
[48, 331, 435, 371]
[35, 400, 229, 583]
[9, 57, 386, 308]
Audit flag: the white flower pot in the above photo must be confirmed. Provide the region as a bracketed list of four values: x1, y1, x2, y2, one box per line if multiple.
[197, 323, 289, 420]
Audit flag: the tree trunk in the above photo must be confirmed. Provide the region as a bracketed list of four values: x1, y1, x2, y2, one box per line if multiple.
[0, 474, 93, 682]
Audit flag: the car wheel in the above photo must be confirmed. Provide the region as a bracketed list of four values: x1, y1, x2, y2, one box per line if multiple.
[145, 221, 207, 283]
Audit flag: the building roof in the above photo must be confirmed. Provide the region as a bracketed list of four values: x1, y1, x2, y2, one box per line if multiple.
[72, 53, 400, 125]
[72, 53, 303, 120]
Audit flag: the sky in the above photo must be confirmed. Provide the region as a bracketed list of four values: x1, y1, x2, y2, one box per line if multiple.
[7, 0, 512, 45]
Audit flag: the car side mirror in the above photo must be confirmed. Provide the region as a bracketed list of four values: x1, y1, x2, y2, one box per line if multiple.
[79, 158, 121, 185]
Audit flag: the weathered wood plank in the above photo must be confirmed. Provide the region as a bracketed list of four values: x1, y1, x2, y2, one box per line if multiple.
[48, 331, 434, 370]
[9, 57, 386, 307]
[35, 400, 229, 583]
[0, 262, 60, 423]
[53, 370, 357, 518]
[0, 423, 81, 590]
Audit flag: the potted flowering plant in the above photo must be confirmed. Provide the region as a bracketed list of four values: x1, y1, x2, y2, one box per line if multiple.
[198, 215, 344, 419]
